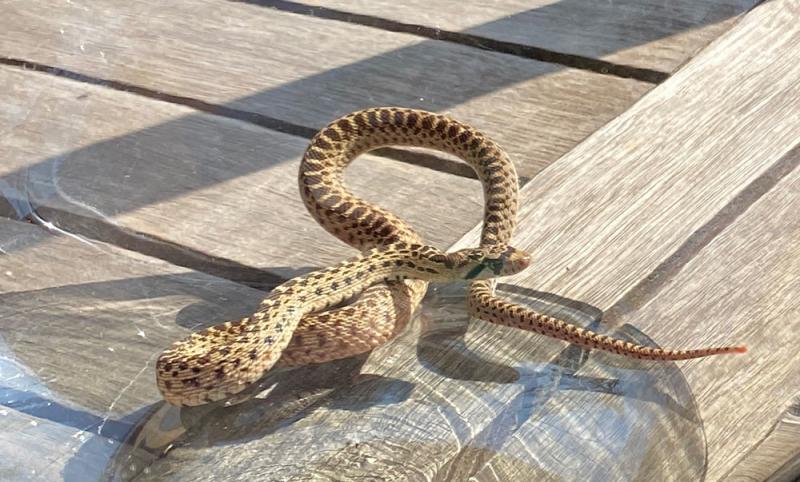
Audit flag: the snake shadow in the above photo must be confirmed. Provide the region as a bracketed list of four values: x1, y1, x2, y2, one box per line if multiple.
[101, 354, 416, 481]
[411, 282, 710, 480]
[416, 282, 701, 414]
[416, 282, 603, 384]
[103, 278, 706, 480]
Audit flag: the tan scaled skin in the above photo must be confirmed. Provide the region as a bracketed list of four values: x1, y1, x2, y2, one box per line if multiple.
[156, 108, 745, 407]
[157, 243, 529, 406]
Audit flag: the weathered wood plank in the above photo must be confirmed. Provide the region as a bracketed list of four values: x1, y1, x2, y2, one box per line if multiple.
[454, 3, 800, 477]
[724, 396, 800, 481]
[625, 161, 800, 480]
[466, 147, 800, 481]
[299, 0, 757, 73]
[132, 1, 800, 479]
[0, 0, 651, 179]
[0, 218, 271, 479]
[0, 66, 482, 272]
[453, 1, 800, 308]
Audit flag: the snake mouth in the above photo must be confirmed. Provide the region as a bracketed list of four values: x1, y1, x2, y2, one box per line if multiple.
[492, 246, 530, 275]
[508, 250, 531, 273]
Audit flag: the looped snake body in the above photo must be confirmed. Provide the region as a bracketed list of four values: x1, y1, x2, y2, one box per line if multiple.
[156, 107, 745, 407]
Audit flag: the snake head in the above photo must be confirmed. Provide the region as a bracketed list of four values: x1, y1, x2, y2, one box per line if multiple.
[445, 245, 531, 280]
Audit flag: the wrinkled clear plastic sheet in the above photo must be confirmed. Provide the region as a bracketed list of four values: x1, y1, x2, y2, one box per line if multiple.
[0, 216, 706, 482]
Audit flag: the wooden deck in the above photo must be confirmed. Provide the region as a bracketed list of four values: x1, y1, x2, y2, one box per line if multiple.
[2, 0, 798, 480]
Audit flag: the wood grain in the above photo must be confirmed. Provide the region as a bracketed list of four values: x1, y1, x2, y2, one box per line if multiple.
[724, 396, 800, 481]
[130, 1, 800, 479]
[452, 0, 800, 308]
[300, 0, 756, 72]
[0, 66, 483, 273]
[464, 145, 800, 481]
[626, 162, 800, 480]
[0, 0, 650, 179]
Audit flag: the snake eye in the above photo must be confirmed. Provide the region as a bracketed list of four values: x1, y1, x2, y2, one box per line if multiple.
[467, 251, 483, 261]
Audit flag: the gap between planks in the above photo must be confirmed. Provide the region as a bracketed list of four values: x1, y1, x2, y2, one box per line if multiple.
[230, 0, 670, 84]
[0, 57, 479, 181]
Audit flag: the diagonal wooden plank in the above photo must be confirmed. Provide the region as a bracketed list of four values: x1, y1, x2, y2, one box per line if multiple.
[623, 157, 800, 480]
[724, 396, 800, 481]
[0, 66, 483, 274]
[469, 146, 800, 481]
[452, 1, 800, 308]
[296, 0, 757, 73]
[450, 2, 800, 477]
[131, 1, 800, 479]
[0, 0, 650, 179]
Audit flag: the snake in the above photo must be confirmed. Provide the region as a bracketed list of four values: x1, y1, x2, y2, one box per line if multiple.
[156, 107, 746, 407]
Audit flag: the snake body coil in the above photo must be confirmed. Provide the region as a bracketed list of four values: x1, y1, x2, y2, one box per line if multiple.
[157, 108, 745, 407]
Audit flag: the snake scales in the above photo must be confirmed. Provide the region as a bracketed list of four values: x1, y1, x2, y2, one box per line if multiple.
[157, 107, 746, 406]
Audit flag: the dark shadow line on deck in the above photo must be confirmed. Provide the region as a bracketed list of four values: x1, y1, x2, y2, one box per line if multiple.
[0, 58, 315, 138]
[1, 202, 288, 291]
[0, 58, 477, 180]
[604, 141, 800, 324]
[232, 0, 669, 84]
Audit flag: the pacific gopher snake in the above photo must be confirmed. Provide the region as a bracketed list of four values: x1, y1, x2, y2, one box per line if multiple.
[156, 108, 746, 406]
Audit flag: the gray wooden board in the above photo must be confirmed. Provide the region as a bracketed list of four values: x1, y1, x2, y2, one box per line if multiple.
[300, 0, 757, 73]
[0, 218, 274, 480]
[125, 1, 800, 479]
[0, 0, 651, 179]
[724, 396, 800, 481]
[467, 149, 800, 481]
[626, 162, 800, 480]
[0, 66, 483, 274]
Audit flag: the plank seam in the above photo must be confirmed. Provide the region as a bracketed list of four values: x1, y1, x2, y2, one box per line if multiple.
[0, 57, 479, 180]
[230, 0, 669, 84]
[0, 202, 287, 291]
[719, 395, 800, 480]
[603, 141, 800, 325]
